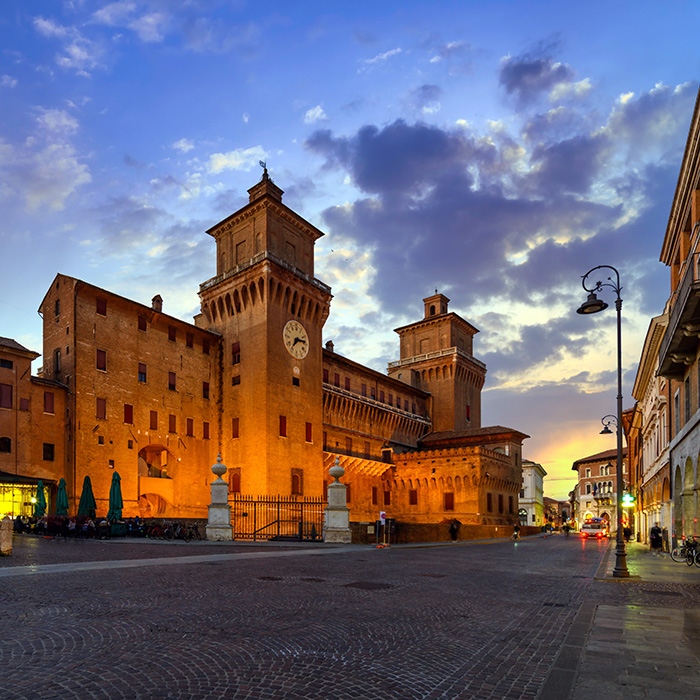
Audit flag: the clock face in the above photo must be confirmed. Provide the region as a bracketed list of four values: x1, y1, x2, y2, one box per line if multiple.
[283, 320, 309, 359]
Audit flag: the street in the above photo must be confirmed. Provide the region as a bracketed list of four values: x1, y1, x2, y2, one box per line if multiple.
[1, 534, 699, 699]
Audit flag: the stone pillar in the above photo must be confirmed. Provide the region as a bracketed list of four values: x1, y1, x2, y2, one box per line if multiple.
[323, 457, 352, 543]
[0, 516, 12, 556]
[206, 454, 233, 542]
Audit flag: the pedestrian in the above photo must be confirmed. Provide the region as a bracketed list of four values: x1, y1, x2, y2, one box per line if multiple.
[448, 519, 461, 542]
[623, 526, 631, 543]
[650, 522, 663, 554]
[512, 524, 520, 541]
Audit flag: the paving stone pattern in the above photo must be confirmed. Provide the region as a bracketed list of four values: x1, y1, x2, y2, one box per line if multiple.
[1, 535, 699, 699]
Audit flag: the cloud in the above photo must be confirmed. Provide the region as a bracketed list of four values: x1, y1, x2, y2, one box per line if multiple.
[304, 105, 327, 124]
[360, 47, 402, 71]
[206, 146, 267, 174]
[33, 16, 103, 76]
[172, 138, 194, 153]
[1, 75, 18, 88]
[499, 44, 577, 106]
[0, 108, 91, 211]
[92, 2, 169, 43]
[408, 85, 442, 115]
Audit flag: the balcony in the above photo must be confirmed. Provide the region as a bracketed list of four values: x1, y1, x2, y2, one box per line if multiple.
[659, 251, 700, 378]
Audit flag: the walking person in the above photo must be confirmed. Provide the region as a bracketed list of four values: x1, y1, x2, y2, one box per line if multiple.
[650, 522, 663, 555]
[512, 524, 520, 542]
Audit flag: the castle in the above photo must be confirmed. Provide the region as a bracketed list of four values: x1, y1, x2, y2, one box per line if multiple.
[0, 170, 527, 538]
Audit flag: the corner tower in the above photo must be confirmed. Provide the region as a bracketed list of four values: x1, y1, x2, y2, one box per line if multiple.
[387, 293, 486, 432]
[197, 169, 332, 496]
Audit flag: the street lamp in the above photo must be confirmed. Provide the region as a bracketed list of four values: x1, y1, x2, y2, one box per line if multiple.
[577, 265, 629, 578]
[600, 414, 617, 435]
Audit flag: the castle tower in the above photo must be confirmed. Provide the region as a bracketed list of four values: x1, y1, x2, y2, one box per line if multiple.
[387, 293, 486, 432]
[197, 169, 332, 497]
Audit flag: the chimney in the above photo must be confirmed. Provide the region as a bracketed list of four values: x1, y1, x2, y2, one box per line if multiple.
[152, 295, 163, 313]
[325, 340, 334, 352]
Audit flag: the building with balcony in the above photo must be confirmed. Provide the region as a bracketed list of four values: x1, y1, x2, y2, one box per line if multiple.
[519, 459, 546, 527]
[658, 89, 700, 540]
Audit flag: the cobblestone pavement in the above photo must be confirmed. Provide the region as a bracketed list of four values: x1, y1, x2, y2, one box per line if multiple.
[1, 534, 699, 699]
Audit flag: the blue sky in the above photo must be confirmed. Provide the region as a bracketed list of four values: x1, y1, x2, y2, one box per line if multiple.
[1, 1, 699, 499]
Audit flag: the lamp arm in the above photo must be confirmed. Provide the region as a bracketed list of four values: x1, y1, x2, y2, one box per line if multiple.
[581, 265, 622, 297]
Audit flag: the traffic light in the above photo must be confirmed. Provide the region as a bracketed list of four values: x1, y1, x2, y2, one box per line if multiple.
[621, 492, 636, 507]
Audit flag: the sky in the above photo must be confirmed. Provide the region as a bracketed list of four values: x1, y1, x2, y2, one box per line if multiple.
[1, 1, 699, 500]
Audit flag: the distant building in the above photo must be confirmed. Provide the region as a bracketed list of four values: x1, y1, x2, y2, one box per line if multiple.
[571, 448, 628, 532]
[520, 459, 546, 527]
[0, 171, 529, 539]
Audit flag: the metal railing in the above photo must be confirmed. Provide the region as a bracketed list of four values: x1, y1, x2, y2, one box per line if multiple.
[231, 494, 326, 541]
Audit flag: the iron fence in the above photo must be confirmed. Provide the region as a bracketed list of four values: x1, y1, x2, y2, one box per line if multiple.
[231, 494, 326, 541]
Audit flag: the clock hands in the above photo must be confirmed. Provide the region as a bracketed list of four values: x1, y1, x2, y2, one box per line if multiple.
[292, 336, 307, 347]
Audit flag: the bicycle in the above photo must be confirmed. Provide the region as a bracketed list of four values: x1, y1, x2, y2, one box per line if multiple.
[670, 537, 700, 566]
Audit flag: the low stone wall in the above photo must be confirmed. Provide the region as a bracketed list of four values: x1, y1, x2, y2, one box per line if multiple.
[351, 521, 541, 545]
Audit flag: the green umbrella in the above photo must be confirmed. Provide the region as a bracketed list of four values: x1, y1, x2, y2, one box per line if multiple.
[33, 480, 46, 517]
[77, 475, 97, 519]
[106, 471, 123, 523]
[56, 477, 69, 516]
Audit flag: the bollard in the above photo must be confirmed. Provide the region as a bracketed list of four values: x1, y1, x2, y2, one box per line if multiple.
[0, 516, 12, 556]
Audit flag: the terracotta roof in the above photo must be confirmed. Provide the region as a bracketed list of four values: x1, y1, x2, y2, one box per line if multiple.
[571, 447, 627, 470]
[0, 336, 34, 353]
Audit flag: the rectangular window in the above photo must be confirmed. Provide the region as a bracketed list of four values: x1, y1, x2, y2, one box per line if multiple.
[0, 437, 11, 453]
[412, 403, 416, 414]
[364, 441, 370, 458]
[96, 349, 107, 371]
[305, 421, 313, 442]
[168, 325, 177, 342]
[685, 376, 691, 423]
[43, 443, 55, 461]
[498, 494, 504, 514]
[279, 415, 287, 437]
[169, 414, 176, 433]
[203, 421, 210, 439]
[404, 400, 409, 411]
[186, 332, 194, 348]
[53, 348, 61, 373]
[232, 341, 241, 365]
[138, 315, 147, 331]
[361, 383, 367, 397]
[370, 388, 376, 400]
[292, 377, 300, 387]
[466, 404, 471, 421]
[232, 417, 239, 439]
[345, 377, 351, 391]
[96, 298, 107, 316]
[345, 437, 352, 455]
[44, 391, 55, 414]
[487, 493, 493, 512]
[203, 381, 210, 399]
[388, 393, 393, 406]
[674, 390, 680, 434]
[96, 397, 106, 420]
[203, 339, 210, 355]
[230, 468, 241, 493]
[124, 404, 134, 424]
[333, 372, 340, 387]
[383, 491, 391, 506]
[186, 417, 194, 437]
[444, 492, 455, 511]
[138, 363, 147, 383]
[0, 358, 13, 369]
[168, 371, 176, 391]
[150, 410, 158, 431]
[508, 495, 514, 514]
[98, 436, 104, 445]
[379, 390, 385, 403]
[323, 368, 329, 383]
[19, 397, 29, 411]
[232, 375, 241, 386]
[372, 486, 378, 506]
[54, 299, 60, 317]
[409, 489, 418, 505]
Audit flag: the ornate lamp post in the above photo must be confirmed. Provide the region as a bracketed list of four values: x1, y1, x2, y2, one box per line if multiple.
[577, 265, 629, 577]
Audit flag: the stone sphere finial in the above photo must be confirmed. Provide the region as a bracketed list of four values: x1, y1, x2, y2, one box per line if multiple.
[211, 454, 227, 480]
[329, 456, 345, 483]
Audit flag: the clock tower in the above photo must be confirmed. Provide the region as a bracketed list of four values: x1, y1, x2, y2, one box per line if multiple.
[197, 169, 332, 497]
